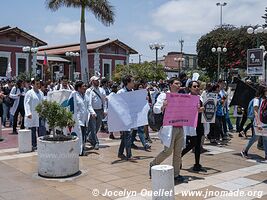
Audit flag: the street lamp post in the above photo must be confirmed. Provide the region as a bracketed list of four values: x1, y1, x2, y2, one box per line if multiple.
[65, 51, 79, 81]
[149, 43, 165, 67]
[212, 46, 227, 80]
[22, 46, 38, 77]
[247, 26, 267, 48]
[174, 57, 185, 75]
[216, 2, 227, 28]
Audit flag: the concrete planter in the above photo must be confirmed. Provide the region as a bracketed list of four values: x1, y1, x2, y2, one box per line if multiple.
[37, 136, 79, 178]
[18, 129, 32, 153]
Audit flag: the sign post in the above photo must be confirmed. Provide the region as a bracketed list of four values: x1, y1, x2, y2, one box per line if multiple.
[247, 48, 264, 76]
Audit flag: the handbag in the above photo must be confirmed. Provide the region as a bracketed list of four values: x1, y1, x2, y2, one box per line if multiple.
[4, 96, 15, 107]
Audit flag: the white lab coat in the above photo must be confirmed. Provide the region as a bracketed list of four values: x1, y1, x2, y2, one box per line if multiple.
[9, 86, 27, 115]
[24, 89, 44, 128]
[153, 91, 181, 148]
[71, 91, 90, 127]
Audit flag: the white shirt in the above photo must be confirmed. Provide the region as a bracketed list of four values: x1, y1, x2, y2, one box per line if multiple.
[86, 87, 107, 114]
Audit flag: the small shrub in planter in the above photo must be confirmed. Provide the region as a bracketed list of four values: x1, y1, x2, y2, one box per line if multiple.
[36, 100, 75, 141]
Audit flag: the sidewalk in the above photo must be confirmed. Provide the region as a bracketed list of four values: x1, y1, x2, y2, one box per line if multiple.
[0, 129, 266, 200]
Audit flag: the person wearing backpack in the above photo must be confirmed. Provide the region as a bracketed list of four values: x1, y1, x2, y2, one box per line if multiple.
[9, 80, 27, 134]
[149, 77, 187, 183]
[241, 86, 267, 159]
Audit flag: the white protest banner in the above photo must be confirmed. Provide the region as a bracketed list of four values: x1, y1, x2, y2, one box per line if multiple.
[202, 93, 217, 123]
[47, 89, 72, 106]
[107, 89, 150, 132]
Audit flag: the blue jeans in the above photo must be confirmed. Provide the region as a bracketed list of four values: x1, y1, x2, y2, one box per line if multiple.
[244, 134, 259, 153]
[225, 111, 233, 130]
[137, 126, 149, 148]
[2, 103, 10, 126]
[88, 109, 103, 146]
[244, 133, 267, 158]
[119, 131, 132, 158]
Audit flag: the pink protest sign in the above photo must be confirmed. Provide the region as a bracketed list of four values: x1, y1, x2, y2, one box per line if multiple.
[163, 93, 199, 127]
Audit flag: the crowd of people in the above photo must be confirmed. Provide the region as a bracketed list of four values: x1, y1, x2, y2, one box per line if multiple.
[0, 72, 266, 183]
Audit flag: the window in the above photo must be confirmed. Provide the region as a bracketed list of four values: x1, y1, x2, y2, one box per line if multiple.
[103, 63, 110, 79]
[0, 57, 8, 76]
[193, 57, 197, 68]
[18, 58, 26, 75]
[185, 56, 189, 68]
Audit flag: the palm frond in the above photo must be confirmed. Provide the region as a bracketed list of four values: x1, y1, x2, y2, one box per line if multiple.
[86, 0, 115, 26]
[45, 0, 82, 11]
[45, 0, 115, 26]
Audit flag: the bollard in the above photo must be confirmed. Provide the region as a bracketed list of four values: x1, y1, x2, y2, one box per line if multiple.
[151, 165, 175, 200]
[18, 129, 32, 153]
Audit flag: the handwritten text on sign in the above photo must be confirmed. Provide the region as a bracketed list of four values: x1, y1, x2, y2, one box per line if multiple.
[163, 93, 199, 127]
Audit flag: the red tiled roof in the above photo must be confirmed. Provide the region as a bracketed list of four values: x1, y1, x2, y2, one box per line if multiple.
[38, 38, 138, 55]
[0, 26, 47, 46]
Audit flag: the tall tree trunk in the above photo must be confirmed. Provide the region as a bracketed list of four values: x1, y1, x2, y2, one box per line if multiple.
[80, 4, 89, 83]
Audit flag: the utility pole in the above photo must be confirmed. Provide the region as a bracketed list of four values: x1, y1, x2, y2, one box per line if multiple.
[179, 38, 184, 53]
[179, 38, 184, 69]
[139, 54, 142, 64]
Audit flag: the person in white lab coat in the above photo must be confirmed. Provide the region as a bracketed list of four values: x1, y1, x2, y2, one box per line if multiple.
[24, 79, 44, 150]
[70, 81, 90, 156]
[10, 80, 27, 134]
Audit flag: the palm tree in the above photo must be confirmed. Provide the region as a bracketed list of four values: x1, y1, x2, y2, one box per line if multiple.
[45, 0, 115, 83]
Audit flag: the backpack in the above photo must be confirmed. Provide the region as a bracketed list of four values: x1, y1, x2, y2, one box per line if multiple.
[147, 105, 163, 131]
[247, 99, 254, 120]
[260, 99, 267, 124]
[4, 87, 17, 107]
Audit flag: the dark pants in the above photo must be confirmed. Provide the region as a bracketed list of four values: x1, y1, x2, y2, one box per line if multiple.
[118, 131, 132, 158]
[236, 117, 242, 133]
[31, 118, 45, 148]
[239, 109, 248, 132]
[182, 132, 203, 166]
[244, 119, 254, 135]
[88, 109, 103, 146]
[81, 126, 87, 150]
[209, 116, 223, 140]
[13, 105, 25, 132]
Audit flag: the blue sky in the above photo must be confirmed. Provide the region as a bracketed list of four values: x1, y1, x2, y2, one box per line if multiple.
[1, 0, 266, 62]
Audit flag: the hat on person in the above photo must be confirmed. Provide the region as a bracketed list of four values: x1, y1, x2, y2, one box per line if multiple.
[90, 76, 100, 82]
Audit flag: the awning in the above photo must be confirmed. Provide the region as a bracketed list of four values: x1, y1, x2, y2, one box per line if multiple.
[37, 55, 70, 63]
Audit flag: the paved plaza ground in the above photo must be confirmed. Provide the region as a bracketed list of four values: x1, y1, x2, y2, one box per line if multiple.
[0, 128, 266, 200]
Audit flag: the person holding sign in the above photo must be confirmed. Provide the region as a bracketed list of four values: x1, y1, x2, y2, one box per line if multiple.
[149, 77, 186, 183]
[182, 81, 206, 172]
[117, 75, 135, 160]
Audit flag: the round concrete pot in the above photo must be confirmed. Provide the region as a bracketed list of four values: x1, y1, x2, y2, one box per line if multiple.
[37, 136, 79, 178]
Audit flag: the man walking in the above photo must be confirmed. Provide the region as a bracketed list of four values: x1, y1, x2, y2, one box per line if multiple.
[86, 76, 107, 150]
[149, 77, 186, 182]
[117, 75, 135, 160]
[24, 79, 44, 150]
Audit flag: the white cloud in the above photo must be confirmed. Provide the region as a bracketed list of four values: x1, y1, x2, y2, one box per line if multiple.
[44, 21, 94, 36]
[134, 30, 163, 41]
[152, 0, 266, 35]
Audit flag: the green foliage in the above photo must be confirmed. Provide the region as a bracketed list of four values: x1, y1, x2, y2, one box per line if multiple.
[196, 25, 267, 80]
[36, 100, 75, 137]
[113, 62, 167, 82]
[17, 72, 31, 81]
[262, 7, 267, 27]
